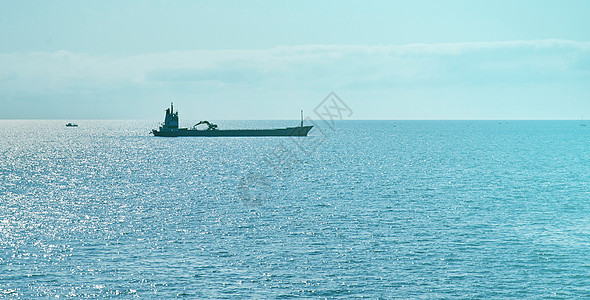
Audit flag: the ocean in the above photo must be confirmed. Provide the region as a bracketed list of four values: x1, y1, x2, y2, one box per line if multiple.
[1, 120, 589, 298]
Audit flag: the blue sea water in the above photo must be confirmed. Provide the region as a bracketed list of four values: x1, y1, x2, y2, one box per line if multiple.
[0, 120, 589, 298]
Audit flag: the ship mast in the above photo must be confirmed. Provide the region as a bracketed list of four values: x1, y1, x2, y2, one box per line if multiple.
[300, 110, 303, 127]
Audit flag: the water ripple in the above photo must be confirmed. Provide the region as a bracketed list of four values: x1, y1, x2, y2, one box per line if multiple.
[0, 120, 588, 298]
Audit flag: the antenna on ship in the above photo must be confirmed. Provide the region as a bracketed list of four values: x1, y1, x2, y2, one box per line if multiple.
[300, 110, 303, 127]
[171, 102, 174, 113]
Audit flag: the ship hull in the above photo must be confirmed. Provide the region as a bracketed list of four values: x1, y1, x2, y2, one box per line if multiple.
[152, 125, 313, 137]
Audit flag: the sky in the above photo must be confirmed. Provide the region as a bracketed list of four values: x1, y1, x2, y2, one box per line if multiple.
[1, 0, 590, 120]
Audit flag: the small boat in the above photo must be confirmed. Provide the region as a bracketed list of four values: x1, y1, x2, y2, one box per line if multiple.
[152, 103, 313, 137]
[65, 123, 78, 127]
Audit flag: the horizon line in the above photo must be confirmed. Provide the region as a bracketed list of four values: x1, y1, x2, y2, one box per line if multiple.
[1, 118, 586, 121]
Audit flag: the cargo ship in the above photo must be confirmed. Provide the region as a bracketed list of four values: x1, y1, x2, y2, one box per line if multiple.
[151, 103, 313, 137]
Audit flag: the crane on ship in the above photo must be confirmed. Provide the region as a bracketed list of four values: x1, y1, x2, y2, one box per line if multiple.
[192, 120, 219, 130]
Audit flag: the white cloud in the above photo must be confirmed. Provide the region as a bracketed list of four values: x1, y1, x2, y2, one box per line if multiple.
[1, 40, 588, 88]
[1, 40, 590, 118]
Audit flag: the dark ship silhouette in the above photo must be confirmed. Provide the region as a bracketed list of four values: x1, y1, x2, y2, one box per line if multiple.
[151, 103, 313, 137]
